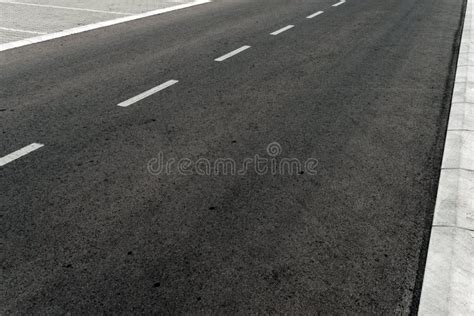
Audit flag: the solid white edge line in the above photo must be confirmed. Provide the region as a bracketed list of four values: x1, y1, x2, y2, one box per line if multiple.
[0, 1, 131, 15]
[0, 143, 44, 167]
[332, 0, 346, 7]
[117, 80, 179, 107]
[0, 26, 47, 35]
[270, 25, 295, 36]
[306, 11, 324, 19]
[418, 0, 474, 313]
[0, 0, 211, 52]
[214, 45, 251, 62]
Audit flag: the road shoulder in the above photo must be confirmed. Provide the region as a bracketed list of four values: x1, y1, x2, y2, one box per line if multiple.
[419, 0, 474, 313]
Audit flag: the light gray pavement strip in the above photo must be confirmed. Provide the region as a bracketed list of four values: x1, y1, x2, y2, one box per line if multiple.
[0, 0, 205, 44]
[0, 0, 195, 13]
[419, 0, 474, 313]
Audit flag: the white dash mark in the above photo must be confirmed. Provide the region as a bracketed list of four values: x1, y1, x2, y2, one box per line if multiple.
[307, 11, 324, 19]
[0, 143, 44, 167]
[332, 0, 345, 6]
[270, 25, 295, 36]
[215, 45, 251, 62]
[117, 80, 179, 107]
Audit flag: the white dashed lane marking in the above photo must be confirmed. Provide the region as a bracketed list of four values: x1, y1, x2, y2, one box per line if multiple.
[117, 80, 179, 107]
[332, 0, 346, 6]
[307, 11, 324, 19]
[215, 45, 251, 62]
[0, 143, 44, 167]
[270, 25, 295, 36]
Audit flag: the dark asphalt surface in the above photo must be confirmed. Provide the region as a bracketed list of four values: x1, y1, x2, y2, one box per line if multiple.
[0, 0, 466, 313]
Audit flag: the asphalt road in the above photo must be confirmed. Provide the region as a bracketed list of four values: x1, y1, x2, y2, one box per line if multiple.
[0, 0, 466, 313]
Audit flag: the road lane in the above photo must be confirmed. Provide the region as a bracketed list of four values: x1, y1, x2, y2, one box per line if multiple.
[0, 0, 466, 313]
